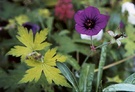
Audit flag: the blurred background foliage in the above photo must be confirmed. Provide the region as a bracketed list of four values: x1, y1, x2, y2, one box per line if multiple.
[0, 0, 135, 92]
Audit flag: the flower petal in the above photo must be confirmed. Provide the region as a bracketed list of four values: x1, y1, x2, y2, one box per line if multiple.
[107, 30, 115, 37]
[22, 22, 40, 34]
[75, 24, 87, 34]
[121, 2, 135, 14]
[90, 26, 101, 36]
[80, 34, 91, 40]
[80, 29, 103, 41]
[76, 25, 102, 36]
[96, 14, 109, 29]
[128, 14, 135, 25]
[84, 6, 100, 19]
[116, 40, 121, 47]
[74, 10, 86, 25]
[93, 29, 103, 40]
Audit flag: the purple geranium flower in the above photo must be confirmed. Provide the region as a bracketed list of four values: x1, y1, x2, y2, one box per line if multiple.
[22, 22, 40, 34]
[74, 6, 109, 36]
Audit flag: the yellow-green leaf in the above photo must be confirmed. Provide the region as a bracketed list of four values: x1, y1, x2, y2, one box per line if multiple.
[17, 27, 34, 48]
[43, 65, 71, 87]
[34, 29, 51, 50]
[19, 66, 42, 83]
[7, 26, 50, 61]
[19, 48, 70, 87]
[44, 48, 67, 66]
[107, 75, 122, 83]
[7, 46, 32, 61]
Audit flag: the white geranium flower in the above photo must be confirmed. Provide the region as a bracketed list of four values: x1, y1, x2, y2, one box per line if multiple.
[122, 2, 135, 13]
[128, 13, 135, 24]
[80, 29, 103, 41]
[107, 30, 126, 47]
[122, 2, 135, 25]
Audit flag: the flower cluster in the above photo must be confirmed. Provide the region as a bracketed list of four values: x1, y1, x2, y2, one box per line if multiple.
[55, 0, 75, 21]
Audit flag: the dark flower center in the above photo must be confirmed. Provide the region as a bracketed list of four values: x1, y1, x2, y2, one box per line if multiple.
[84, 19, 95, 29]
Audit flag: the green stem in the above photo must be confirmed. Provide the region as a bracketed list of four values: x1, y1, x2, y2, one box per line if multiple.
[91, 36, 93, 46]
[83, 55, 90, 64]
[94, 54, 135, 72]
[76, 51, 79, 63]
[83, 42, 109, 66]
[38, 16, 45, 29]
[96, 0, 100, 6]
[96, 42, 110, 49]
[83, 37, 93, 64]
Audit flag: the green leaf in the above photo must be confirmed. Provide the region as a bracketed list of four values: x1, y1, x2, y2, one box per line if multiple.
[124, 39, 135, 56]
[53, 34, 90, 55]
[46, 17, 54, 32]
[96, 43, 107, 92]
[124, 73, 135, 85]
[73, 39, 91, 45]
[59, 30, 70, 36]
[43, 0, 58, 6]
[0, 64, 26, 90]
[103, 84, 135, 92]
[108, 13, 121, 30]
[19, 48, 70, 87]
[66, 56, 80, 71]
[75, 44, 91, 55]
[56, 62, 79, 92]
[24, 84, 41, 92]
[0, 1, 26, 19]
[53, 34, 77, 53]
[122, 24, 135, 56]
[79, 63, 95, 92]
[36, 74, 54, 92]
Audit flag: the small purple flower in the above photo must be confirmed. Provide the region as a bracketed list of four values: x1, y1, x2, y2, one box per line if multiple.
[74, 6, 109, 36]
[22, 22, 40, 34]
[120, 21, 125, 29]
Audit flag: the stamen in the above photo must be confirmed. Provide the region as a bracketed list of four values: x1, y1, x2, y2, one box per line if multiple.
[84, 19, 95, 30]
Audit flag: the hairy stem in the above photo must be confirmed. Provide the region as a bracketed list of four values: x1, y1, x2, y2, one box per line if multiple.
[95, 54, 135, 72]
[76, 51, 79, 63]
[96, 42, 110, 49]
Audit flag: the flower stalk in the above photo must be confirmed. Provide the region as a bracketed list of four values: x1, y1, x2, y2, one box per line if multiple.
[38, 16, 45, 29]
[96, 42, 110, 49]
[94, 54, 135, 72]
